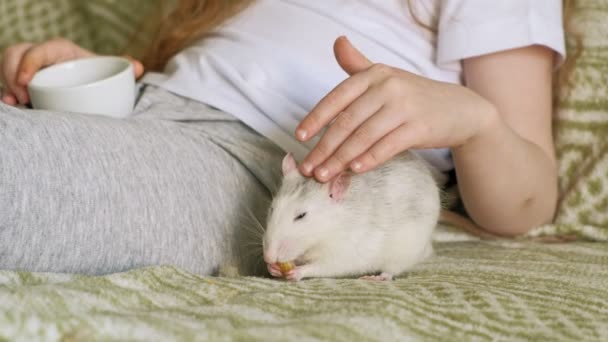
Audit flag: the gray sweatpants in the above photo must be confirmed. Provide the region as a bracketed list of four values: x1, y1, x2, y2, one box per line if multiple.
[0, 85, 285, 276]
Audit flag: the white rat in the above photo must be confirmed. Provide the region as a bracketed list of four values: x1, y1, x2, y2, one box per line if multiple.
[263, 152, 440, 281]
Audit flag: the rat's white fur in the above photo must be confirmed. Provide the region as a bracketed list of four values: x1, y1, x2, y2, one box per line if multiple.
[263, 151, 440, 281]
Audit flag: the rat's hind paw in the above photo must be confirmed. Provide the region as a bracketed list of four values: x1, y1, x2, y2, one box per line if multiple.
[359, 272, 393, 281]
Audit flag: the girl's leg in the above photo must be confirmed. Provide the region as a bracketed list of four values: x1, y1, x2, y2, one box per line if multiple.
[0, 85, 284, 276]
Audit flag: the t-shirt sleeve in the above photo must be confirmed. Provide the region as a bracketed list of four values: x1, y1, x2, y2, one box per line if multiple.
[436, 0, 566, 70]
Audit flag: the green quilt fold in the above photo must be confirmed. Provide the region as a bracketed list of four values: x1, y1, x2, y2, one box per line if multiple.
[1, 241, 607, 341]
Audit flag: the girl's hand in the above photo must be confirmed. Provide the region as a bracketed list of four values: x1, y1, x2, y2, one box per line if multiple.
[1, 38, 144, 106]
[296, 36, 497, 182]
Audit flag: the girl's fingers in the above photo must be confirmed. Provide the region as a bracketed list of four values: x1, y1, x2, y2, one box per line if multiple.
[296, 65, 386, 142]
[299, 85, 386, 176]
[123, 55, 145, 79]
[1, 43, 34, 104]
[1, 93, 18, 106]
[16, 39, 95, 104]
[19, 39, 84, 84]
[351, 124, 422, 173]
[2, 39, 97, 105]
[333, 36, 373, 76]
[313, 106, 405, 181]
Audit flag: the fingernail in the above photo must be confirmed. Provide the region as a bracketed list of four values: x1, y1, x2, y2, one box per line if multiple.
[351, 161, 362, 171]
[317, 167, 329, 179]
[301, 162, 313, 175]
[296, 129, 308, 140]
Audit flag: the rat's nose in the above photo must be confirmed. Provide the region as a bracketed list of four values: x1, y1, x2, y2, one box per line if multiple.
[264, 240, 289, 264]
[263, 244, 277, 264]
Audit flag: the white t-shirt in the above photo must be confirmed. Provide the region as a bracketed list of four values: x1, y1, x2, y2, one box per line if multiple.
[142, 0, 565, 171]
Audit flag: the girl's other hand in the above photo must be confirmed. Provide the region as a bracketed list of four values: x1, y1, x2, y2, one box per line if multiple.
[296, 36, 497, 182]
[0, 38, 144, 106]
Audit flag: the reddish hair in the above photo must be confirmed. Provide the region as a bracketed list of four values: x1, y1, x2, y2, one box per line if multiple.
[141, 0, 253, 72]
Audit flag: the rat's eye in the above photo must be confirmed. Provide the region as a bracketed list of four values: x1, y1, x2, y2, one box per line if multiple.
[293, 212, 307, 222]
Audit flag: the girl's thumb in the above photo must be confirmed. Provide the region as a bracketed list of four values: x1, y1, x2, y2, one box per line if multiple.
[333, 36, 373, 76]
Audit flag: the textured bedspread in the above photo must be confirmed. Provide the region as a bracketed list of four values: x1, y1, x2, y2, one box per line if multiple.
[2, 241, 606, 341]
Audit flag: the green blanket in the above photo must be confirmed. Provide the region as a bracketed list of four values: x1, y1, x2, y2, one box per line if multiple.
[2, 241, 607, 340]
[539, 0, 608, 241]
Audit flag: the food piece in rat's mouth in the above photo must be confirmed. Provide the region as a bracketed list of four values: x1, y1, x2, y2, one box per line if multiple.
[277, 261, 295, 274]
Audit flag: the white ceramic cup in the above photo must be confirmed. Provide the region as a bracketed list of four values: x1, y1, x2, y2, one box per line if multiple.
[28, 56, 135, 118]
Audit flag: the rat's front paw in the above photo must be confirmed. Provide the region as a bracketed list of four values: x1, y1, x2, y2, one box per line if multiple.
[267, 263, 283, 278]
[284, 269, 302, 281]
[284, 265, 311, 282]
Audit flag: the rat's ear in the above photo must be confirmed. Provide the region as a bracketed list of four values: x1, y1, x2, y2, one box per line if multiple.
[329, 172, 351, 201]
[281, 153, 298, 176]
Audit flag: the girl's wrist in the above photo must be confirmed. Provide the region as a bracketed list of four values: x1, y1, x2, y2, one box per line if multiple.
[454, 94, 502, 154]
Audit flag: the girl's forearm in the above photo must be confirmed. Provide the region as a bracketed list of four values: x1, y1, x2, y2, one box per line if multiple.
[451, 104, 558, 236]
